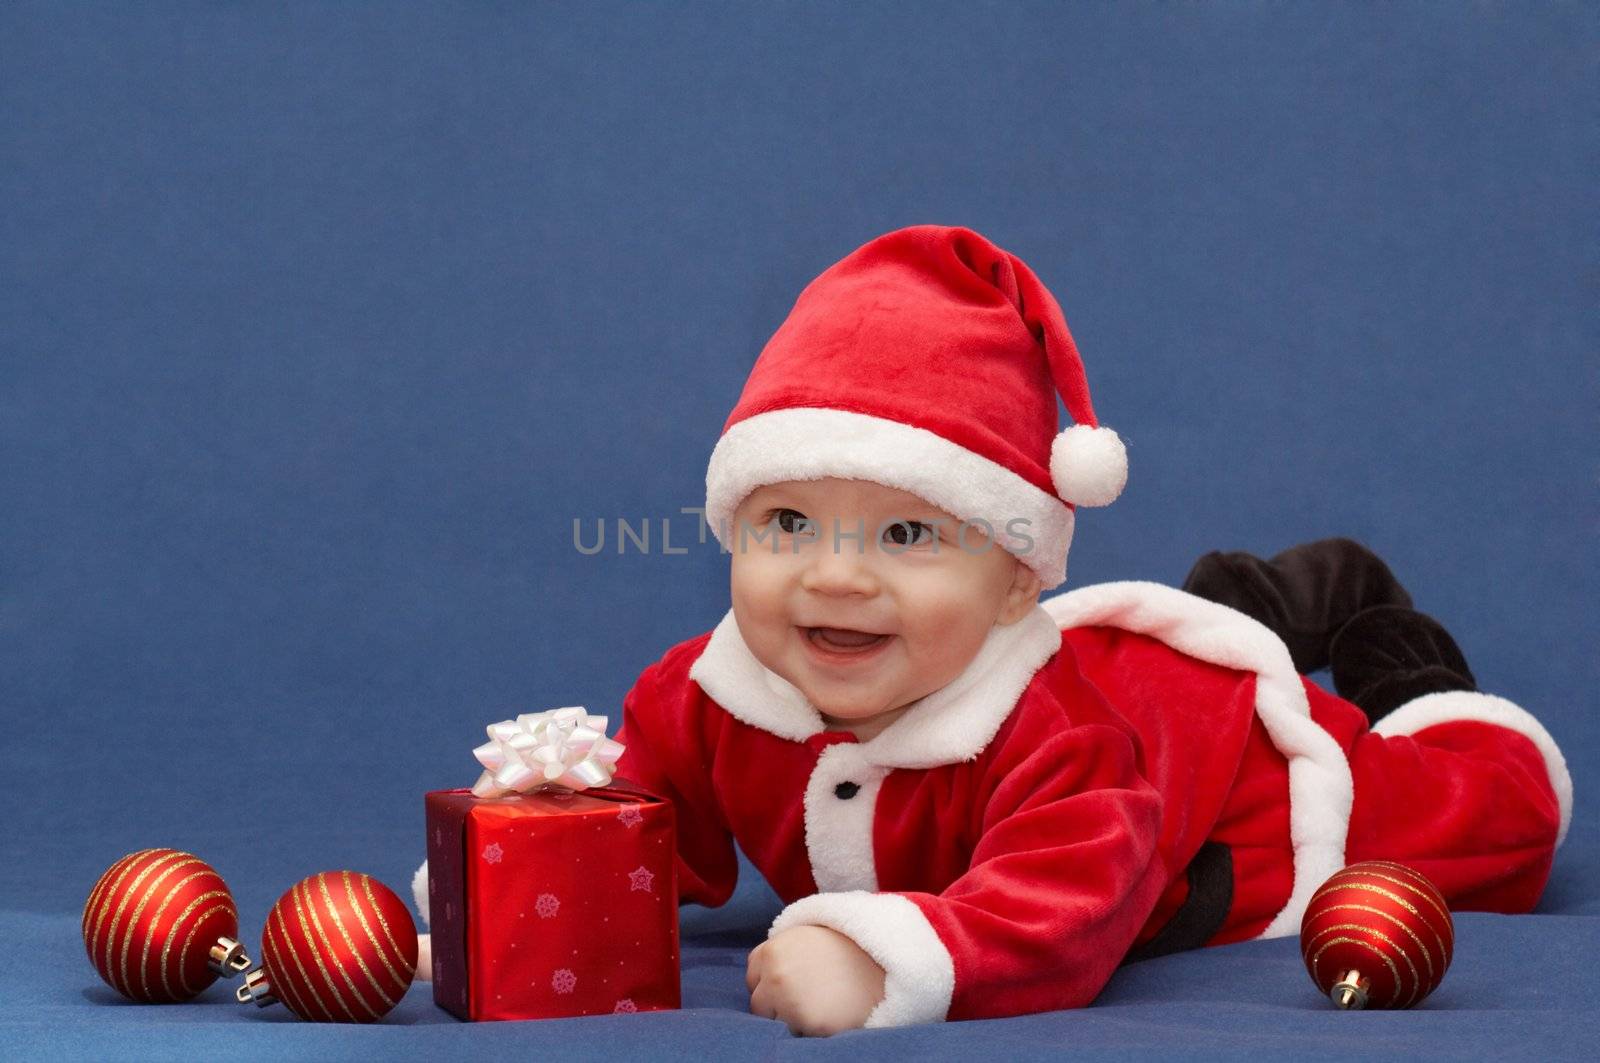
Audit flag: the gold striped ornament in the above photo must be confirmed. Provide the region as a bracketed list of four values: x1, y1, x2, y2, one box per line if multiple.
[236, 870, 418, 1022]
[1300, 860, 1455, 1009]
[82, 848, 252, 1002]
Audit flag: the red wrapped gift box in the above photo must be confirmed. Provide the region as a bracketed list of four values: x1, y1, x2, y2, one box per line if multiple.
[424, 778, 680, 1021]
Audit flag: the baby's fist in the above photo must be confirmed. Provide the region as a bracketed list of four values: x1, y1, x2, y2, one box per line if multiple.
[746, 924, 886, 1036]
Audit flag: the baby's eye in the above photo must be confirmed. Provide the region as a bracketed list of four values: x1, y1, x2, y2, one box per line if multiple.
[772, 508, 815, 536]
[883, 520, 935, 547]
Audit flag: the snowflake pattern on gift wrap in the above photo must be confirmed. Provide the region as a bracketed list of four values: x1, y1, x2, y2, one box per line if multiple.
[627, 865, 655, 892]
[482, 842, 504, 864]
[614, 998, 637, 1014]
[552, 968, 577, 994]
[617, 803, 644, 827]
[535, 892, 560, 918]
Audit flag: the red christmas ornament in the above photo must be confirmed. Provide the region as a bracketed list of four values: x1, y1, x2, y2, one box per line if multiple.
[1300, 860, 1455, 1009]
[82, 848, 252, 1002]
[236, 870, 418, 1022]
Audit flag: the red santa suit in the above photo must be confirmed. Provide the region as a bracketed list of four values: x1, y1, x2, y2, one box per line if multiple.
[612, 580, 1571, 1028]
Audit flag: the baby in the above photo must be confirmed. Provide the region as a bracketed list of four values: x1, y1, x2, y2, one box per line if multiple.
[420, 225, 1571, 1035]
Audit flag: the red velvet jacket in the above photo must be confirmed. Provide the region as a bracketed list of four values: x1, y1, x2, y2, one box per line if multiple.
[610, 582, 1379, 1026]
[605, 580, 1569, 1027]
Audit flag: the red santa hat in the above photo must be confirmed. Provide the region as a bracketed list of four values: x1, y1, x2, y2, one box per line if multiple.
[704, 224, 1125, 590]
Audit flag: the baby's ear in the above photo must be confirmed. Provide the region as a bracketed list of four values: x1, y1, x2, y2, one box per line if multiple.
[1000, 559, 1043, 624]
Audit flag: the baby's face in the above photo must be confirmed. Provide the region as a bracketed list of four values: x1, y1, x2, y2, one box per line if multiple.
[728, 477, 1042, 731]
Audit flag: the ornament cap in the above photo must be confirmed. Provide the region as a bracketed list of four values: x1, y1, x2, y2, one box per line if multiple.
[235, 967, 277, 1008]
[208, 936, 252, 977]
[1331, 969, 1370, 1010]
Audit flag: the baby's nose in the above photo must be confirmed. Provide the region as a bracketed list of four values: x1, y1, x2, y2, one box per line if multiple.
[799, 537, 880, 596]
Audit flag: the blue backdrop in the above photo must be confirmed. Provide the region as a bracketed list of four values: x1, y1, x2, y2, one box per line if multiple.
[3, 2, 1594, 1058]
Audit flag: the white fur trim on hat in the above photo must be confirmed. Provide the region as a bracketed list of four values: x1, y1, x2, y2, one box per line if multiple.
[1372, 690, 1573, 848]
[1050, 424, 1127, 507]
[704, 407, 1078, 589]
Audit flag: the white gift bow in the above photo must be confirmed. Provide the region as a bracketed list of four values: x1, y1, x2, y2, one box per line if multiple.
[470, 706, 626, 799]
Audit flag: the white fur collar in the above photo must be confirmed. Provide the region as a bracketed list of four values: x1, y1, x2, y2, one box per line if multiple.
[687, 605, 1063, 769]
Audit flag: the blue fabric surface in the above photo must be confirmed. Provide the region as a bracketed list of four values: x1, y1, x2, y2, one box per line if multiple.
[3, 1, 1594, 1059]
[5, 899, 1598, 1060]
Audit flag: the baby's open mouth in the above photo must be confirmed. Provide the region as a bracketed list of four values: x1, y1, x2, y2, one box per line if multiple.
[804, 627, 891, 653]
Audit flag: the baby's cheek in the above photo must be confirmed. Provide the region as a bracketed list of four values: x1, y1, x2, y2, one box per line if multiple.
[731, 552, 787, 612]
[904, 601, 992, 678]
[898, 624, 968, 691]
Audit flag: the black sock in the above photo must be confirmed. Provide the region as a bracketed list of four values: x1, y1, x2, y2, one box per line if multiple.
[1328, 605, 1477, 725]
[1181, 538, 1414, 674]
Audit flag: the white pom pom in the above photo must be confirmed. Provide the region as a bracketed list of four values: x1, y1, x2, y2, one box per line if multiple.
[1049, 425, 1127, 507]
[412, 858, 430, 927]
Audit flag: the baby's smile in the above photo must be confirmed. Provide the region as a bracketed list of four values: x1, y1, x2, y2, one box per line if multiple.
[799, 625, 895, 664]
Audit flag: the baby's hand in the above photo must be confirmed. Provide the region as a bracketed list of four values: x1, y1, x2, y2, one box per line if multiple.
[745, 924, 886, 1036]
[415, 933, 431, 982]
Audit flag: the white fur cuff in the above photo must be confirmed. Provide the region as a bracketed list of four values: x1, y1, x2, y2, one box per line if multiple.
[412, 858, 430, 927]
[769, 891, 954, 1028]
